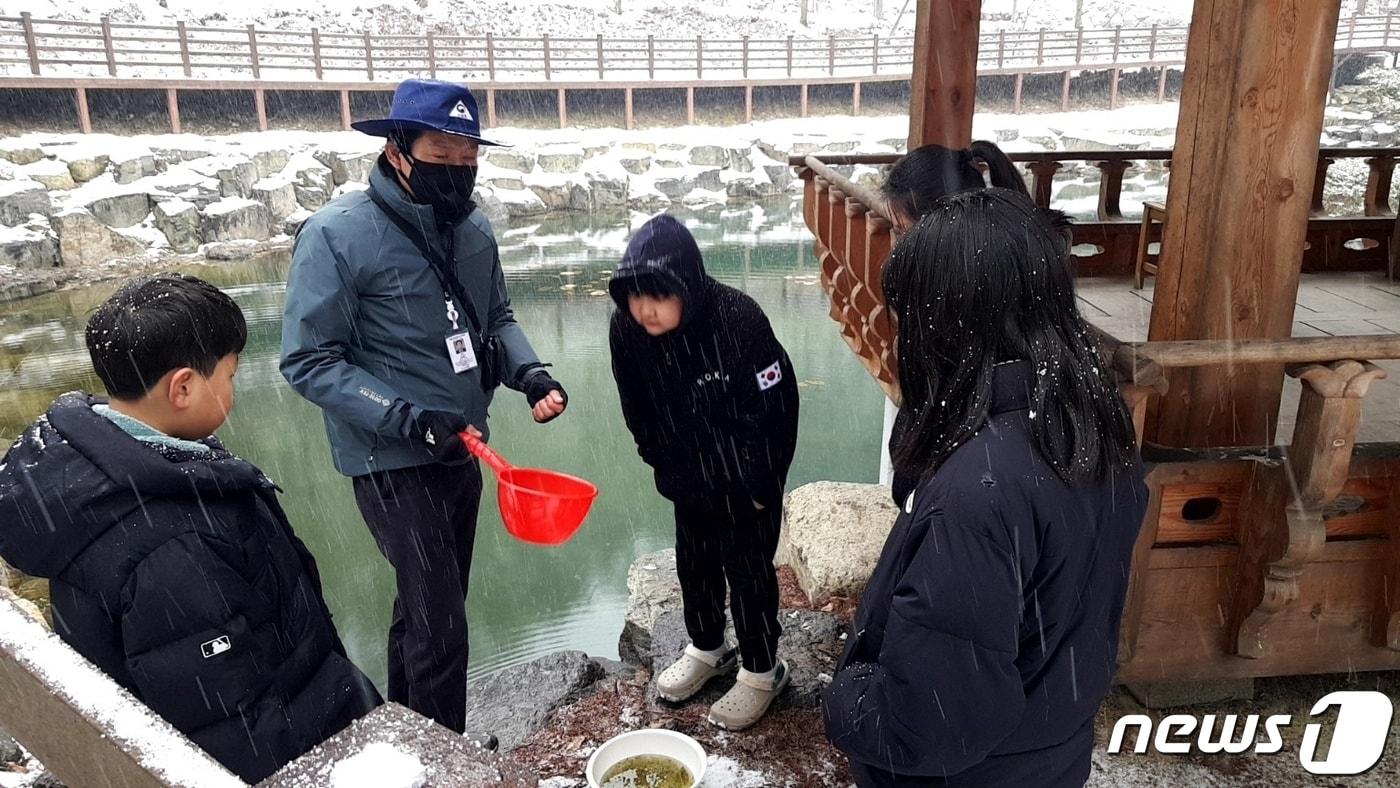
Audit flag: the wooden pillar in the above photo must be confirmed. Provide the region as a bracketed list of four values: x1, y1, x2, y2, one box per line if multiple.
[1109, 67, 1121, 109]
[557, 88, 567, 128]
[166, 88, 181, 134]
[907, 0, 980, 148]
[799, 83, 809, 117]
[74, 88, 91, 134]
[745, 85, 753, 123]
[625, 87, 635, 130]
[1061, 70, 1072, 111]
[254, 88, 268, 132]
[339, 89, 351, 131]
[487, 89, 497, 127]
[1013, 72, 1024, 113]
[852, 81, 861, 115]
[1146, 0, 1345, 448]
[1157, 66, 1169, 102]
[686, 87, 695, 124]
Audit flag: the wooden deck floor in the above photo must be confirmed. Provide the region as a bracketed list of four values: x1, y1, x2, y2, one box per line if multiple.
[1078, 272, 1400, 444]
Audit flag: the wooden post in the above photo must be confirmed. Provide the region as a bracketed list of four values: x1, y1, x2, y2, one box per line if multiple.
[1027, 160, 1061, 207]
[102, 18, 116, 76]
[557, 88, 567, 128]
[828, 34, 836, 75]
[1036, 27, 1045, 64]
[1062, 70, 1072, 110]
[742, 36, 749, 77]
[21, 13, 39, 75]
[1109, 68, 1121, 109]
[597, 34, 605, 79]
[873, 34, 880, 73]
[852, 81, 861, 114]
[487, 34, 496, 81]
[1157, 66, 1168, 101]
[1365, 155, 1396, 216]
[1149, 23, 1159, 60]
[696, 35, 703, 78]
[74, 88, 91, 134]
[745, 84, 754, 122]
[426, 32, 436, 78]
[247, 25, 260, 80]
[364, 32, 375, 81]
[543, 34, 552, 80]
[787, 35, 794, 76]
[1013, 72, 1024, 113]
[1096, 159, 1130, 219]
[686, 86, 695, 124]
[487, 89, 497, 126]
[625, 86, 634, 129]
[647, 35, 655, 79]
[1311, 157, 1335, 217]
[177, 22, 192, 77]
[312, 29, 323, 80]
[800, 83, 809, 117]
[254, 88, 268, 131]
[998, 29, 1005, 68]
[166, 88, 181, 134]
[1146, 0, 1345, 448]
[1075, 26, 1085, 62]
[908, 0, 980, 149]
[339, 90, 351, 130]
[1112, 25, 1122, 62]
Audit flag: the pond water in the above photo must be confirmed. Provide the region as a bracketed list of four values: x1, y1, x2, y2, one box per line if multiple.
[0, 197, 884, 684]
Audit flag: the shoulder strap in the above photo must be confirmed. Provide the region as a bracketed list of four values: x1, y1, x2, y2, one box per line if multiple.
[366, 188, 485, 337]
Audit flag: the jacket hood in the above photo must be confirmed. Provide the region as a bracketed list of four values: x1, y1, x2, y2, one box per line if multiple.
[0, 392, 268, 578]
[609, 215, 712, 330]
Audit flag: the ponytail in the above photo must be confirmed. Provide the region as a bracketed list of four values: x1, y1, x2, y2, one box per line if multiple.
[969, 139, 1029, 197]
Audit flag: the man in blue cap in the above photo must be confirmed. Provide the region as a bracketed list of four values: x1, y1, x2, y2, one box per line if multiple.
[280, 79, 567, 736]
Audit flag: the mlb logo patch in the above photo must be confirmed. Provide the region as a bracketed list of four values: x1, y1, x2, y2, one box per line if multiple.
[756, 361, 783, 391]
[201, 635, 232, 659]
[449, 100, 474, 120]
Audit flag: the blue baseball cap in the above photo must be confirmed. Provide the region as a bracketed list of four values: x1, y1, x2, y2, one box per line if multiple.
[352, 79, 506, 147]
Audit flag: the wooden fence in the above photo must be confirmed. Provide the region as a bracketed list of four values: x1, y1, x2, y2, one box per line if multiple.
[0, 13, 1396, 84]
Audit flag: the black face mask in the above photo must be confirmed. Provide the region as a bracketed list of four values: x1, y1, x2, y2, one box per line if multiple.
[401, 154, 477, 224]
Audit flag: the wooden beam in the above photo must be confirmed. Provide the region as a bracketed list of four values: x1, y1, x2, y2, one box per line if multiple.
[686, 86, 695, 124]
[1013, 72, 1024, 113]
[799, 83, 809, 117]
[486, 88, 497, 127]
[1146, 0, 1345, 448]
[1062, 70, 1072, 111]
[74, 87, 91, 134]
[254, 88, 268, 131]
[557, 87, 567, 128]
[165, 88, 180, 134]
[908, 0, 981, 148]
[338, 89, 351, 131]
[625, 86, 634, 129]
[852, 81, 862, 115]
[745, 84, 754, 122]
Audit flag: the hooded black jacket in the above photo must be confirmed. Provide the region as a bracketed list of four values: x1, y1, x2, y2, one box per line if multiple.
[0, 394, 380, 783]
[822, 363, 1148, 787]
[608, 216, 799, 504]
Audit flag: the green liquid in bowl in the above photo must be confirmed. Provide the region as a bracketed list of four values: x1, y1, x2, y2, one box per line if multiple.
[600, 754, 694, 788]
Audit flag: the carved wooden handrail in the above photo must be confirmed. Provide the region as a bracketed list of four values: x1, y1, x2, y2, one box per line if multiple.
[801, 154, 892, 223]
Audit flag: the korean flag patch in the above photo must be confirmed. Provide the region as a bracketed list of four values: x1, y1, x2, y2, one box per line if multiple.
[756, 361, 783, 392]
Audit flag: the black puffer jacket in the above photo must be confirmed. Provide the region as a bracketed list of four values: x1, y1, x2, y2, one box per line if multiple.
[0, 394, 380, 783]
[823, 363, 1148, 787]
[608, 215, 799, 505]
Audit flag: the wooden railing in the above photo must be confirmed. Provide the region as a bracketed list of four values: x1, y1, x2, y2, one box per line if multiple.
[0, 13, 1396, 84]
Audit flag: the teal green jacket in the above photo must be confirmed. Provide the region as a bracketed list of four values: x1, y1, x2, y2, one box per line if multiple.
[280, 159, 543, 477]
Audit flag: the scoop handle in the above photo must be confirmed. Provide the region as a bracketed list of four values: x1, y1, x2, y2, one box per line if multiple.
[462, 431, 512, 474]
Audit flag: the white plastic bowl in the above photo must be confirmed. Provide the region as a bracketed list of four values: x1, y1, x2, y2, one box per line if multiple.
[584, 729, 707, 788]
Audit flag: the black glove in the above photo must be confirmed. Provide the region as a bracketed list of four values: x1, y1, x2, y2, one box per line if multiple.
[406, 408, 469, 462]
[523, 372, 568, 410]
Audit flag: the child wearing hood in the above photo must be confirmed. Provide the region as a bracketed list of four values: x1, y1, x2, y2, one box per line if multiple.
[608, 215, 800, 730]
[0, 273, 380, 783]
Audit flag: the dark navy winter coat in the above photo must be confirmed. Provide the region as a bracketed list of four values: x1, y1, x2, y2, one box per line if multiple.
[823, 362, 1148, 787]
[608, 215, 799, 505]
[0, 394, 380, 783]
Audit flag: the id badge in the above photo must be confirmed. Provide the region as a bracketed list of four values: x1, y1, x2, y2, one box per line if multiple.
[446, 331, 478, 374]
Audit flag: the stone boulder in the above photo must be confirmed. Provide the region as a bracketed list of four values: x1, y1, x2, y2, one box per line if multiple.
[0, 727, 22, 766]
[294, 184, 329, 211]
[474, 189, 509, 229]
[588, 176, 628, 209]
[314, 149, 378, 186]
[113, 154, 157, 185]
[689, 145, 731, 168]
[24, 159, 75, 191]
[538, 152, 585, 174]
[654, 176, 695, 201]
[0, 144, 44, 166]
[82, 192, 152, 229]
[0, 224, 59, 269]
[52, 208, 146, 267]
[218, 160, 259, 198]
[252, 149, 290, 179]
[282, 209, 313, 238]
[619, 156, 651, 176]
[294, 162, 336, 194]
[529, 183, 575, 212]
[777, 482, 898, 605]
[487, 151, 536, 173]
[622, 142, 658, 153]
[485, 176, 527, 192]
[462, 651, 604, 751]
[153, 199, 202, 253]
[762, 163, 796, 192]
[0, 181, 52, 226]
[252, 178, 298, 219]
[618, 550, 682, 663]
[201, 198, 273, 242]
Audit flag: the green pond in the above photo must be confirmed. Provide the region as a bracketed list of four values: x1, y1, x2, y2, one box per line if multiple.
[0, 197, 884, 685]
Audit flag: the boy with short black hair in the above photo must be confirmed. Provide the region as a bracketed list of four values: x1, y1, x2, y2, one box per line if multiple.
[609, 215, 800, 731]
[0, 273, 380, 784]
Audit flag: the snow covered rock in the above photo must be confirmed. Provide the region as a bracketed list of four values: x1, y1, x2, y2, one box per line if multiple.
[201, 198, 273, 242]
[0, 727, 21, 765]
[761, 163, 796, 192]
[23, 159, 76, 191]
[0, 223, 59, 269]
[252, 149, 290, 179]
[588, 176, 629, 209]
[475, 189, 509, 228]
[282, 209, 313, 238]
[330, 742, 426, 788]
[112, 154, 157, 185]
[462, 651, 604, 752]
[52, 208, 146, 267]
[487, 150, 536, 173]
[530, 183, 575, 211]
[689, 145, 732, 168]
[619, 155, 652, 176]
[618, 549, 682, 664]
[0, 144, 44, 166]
[777, 482, 899, 605]
[252, 178, 298, 219]
[294, 184, 329, 211]
[484, 175, 527, 192]
[314, 149, 378, 186]
[654, 175, 697, 200]
[538, 151, 585, 174]
[153, 199, 202, 253]
[0, 180, 53, 226]
[81, 192, 152, 229]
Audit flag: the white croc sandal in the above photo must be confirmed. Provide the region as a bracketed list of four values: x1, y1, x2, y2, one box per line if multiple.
[707, 660, 790, 731]
[656, 644, 738, 703]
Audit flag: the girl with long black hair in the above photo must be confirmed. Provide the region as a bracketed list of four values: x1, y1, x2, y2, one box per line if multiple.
[822, 188, 1148, 787]
[882, 140, 1030, 234]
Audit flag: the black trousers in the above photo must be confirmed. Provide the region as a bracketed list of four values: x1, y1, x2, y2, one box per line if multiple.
[352, 461, 482, 733]
[674, 493, 783, 673]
